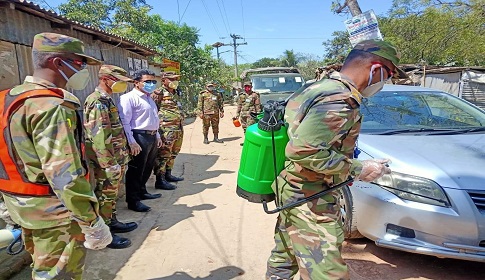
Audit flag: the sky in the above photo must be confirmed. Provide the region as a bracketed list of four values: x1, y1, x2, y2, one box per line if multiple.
[45, 0, 394, 64]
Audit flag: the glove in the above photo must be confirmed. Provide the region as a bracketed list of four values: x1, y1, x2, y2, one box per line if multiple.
[356, 159, 391, 182]
[80, 217, 113, 250]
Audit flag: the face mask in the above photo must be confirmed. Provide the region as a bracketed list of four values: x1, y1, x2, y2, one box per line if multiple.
[142, 81, 157, 93]
[111, 81, 128, 93]
[360, 65, 385, 98]
[59, 60, 90, 90]
[168, 80, 179, 89]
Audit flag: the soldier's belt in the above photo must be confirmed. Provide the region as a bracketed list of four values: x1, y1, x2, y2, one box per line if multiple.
[132, 129, 157, 135]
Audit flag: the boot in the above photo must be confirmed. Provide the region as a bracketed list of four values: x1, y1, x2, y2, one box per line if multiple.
[109, 214, 138, 233]
[203, 133, 209, 144]
[107, 233, 131, 249]
[213, 134, 224, 143]
[165, 169, 184, 182]
[155, 174, 177, 190]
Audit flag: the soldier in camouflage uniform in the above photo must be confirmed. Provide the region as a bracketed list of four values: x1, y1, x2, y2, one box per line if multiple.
[235, 81, 261, 132]
[0, 33, 112, 280]
[266, 40, 406, 280]
[197, 82, 225, 144]
[151, 71, 185, 190]
[84, 65, 138, 249]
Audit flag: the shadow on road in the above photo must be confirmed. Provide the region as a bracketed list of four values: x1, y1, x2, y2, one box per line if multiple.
[147, 265, 245, 280]
[151, 153, 234, 231]
[219, 136, 241, 142]
[345, 239, 485, 280]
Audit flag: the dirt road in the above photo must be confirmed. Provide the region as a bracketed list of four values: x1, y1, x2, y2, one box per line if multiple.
[12, 105, 485, 280]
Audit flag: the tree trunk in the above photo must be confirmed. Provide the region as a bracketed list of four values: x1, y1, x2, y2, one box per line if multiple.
[346, 0, 362, 16]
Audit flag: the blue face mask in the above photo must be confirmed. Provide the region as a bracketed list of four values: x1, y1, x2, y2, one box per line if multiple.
[142, 81, 157, 93]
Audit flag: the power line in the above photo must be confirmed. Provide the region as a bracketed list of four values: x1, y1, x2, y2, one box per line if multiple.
[179, 0, 192, 23]
[220, 0, 232, 34]
[240, 0, 246, 40]
[201, 0, 221, 38]
[216, 0, 230, 35]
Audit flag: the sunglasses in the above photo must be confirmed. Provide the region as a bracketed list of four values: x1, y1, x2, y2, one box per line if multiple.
[142, 80, 157, 84]
[65, 59, 87, 70]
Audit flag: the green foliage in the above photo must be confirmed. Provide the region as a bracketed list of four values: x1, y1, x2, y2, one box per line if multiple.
[57, 0, 227, 113]
[252, 57, 280, 68]
[322, 31, 351, 64]
[323, 0, 485, 66]
[382, 0, 485, 65]
[280, 50, 300, 67]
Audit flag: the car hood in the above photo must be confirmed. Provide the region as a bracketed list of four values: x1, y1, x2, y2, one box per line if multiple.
[358, 134, 485, 190]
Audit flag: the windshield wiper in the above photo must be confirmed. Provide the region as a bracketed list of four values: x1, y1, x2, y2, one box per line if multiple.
[375, 128, 458, 135]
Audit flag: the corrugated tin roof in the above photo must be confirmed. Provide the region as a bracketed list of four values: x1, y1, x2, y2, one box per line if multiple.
[3, 0, 158, 56]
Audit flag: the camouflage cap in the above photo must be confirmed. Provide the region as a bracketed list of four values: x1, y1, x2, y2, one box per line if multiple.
[206, 82, 216, 86]
[243, 81, 252, 86]
[99, 65, 132, 82]
[161, 71, 181, 79]
[32, 32, 102, 65]
[353, 39, 408, 79]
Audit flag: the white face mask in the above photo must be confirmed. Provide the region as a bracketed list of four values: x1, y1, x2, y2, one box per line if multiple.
[59, 60, 90, 90]
[360, 65, 386, 98]
[168, 80, 179, 89]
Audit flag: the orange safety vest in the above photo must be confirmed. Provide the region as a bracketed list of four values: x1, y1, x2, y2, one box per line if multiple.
[0, 88, 81, 196]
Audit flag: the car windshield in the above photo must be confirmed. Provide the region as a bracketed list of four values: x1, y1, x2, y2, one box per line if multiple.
[252, 76, 304, 94]
[361, 90, 485, 134]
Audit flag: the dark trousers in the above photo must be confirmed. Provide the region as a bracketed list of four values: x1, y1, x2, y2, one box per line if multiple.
[125, 132, 158, 205]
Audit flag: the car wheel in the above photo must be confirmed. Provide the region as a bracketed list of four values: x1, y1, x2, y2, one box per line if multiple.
[339, 185, 364, 239]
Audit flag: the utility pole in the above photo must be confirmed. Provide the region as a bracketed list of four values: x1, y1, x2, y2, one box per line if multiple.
[212, 35, 247, 78]
[212, 42, 224, 61]
[230, 34, 247, 78]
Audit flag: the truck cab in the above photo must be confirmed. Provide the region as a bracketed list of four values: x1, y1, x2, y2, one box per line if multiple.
[240, 67, 305, 104]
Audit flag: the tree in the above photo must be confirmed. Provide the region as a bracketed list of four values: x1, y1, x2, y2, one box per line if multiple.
[57, 0, 229, 112]
[381, 0, 485, 65]
[322, 31, 351, 64]
[280, 50, 300, 67]
[252, 57, 280, 68]
[323, 0, 485, 66]
[331, 0, 363, 16]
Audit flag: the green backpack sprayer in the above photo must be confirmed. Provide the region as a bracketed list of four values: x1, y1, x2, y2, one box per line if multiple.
[236, 86, 354, 214]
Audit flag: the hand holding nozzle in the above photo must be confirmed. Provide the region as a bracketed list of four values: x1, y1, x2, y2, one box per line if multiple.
[357, 159, 391, 182]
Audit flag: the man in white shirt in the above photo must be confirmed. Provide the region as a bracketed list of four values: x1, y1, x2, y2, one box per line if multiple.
[118, 69, 163, 212]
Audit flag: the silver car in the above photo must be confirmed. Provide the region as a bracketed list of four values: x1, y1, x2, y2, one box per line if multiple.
[341, 84, 485, 262]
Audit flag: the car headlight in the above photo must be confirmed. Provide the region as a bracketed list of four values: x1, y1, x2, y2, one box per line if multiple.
[374, 172, 451, 207]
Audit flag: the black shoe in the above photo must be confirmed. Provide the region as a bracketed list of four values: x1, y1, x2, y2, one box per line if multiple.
[203, 138, 209, 144]
[155, 176, 177, 190]
[109, 219, 138, 233]
[127, 201, 151, 212]
[107, 234, 132, 249]
[165, 170, 184, 182]
[213, 138, 224, 143]
[141, 193, 162, 200]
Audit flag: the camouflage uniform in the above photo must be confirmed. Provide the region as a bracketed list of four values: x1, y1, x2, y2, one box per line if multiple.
[197, 86, 224, 138]
[84, 72, 131, 225]
[151, 86, 184, 176]
[266, 40, 405, 280]
[236, 90, 261, 131]
[1, 33, 102, 280]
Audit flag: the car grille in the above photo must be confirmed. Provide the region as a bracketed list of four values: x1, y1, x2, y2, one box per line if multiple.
[468, 191, 485, 213]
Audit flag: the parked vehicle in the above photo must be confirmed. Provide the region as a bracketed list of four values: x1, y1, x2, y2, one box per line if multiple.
[341, 84, 485, 262]
[240, 67, 305, 104]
